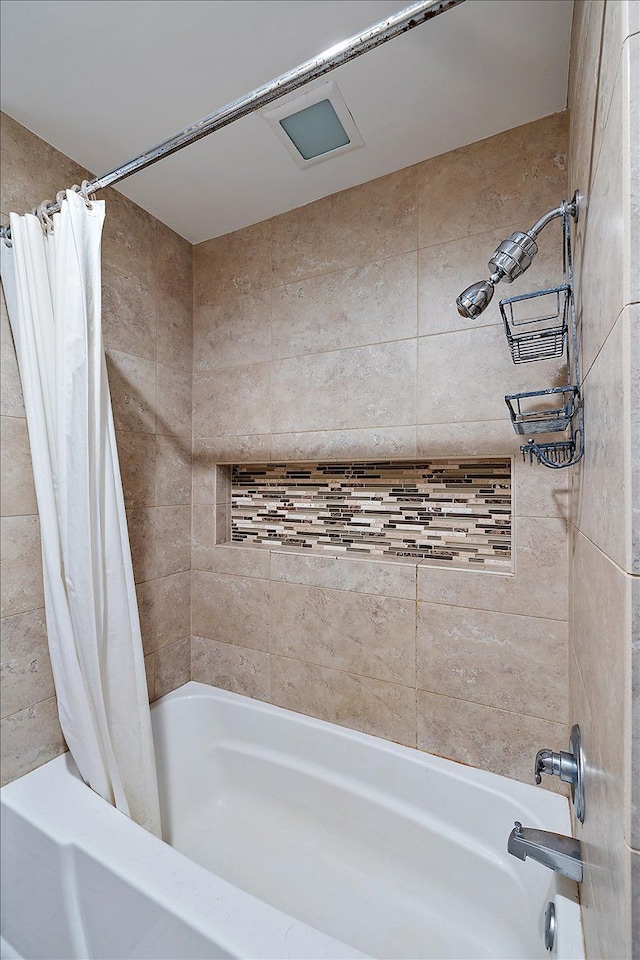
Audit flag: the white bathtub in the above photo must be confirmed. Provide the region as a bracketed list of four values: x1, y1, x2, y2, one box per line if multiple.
[1, 681, 584, 960]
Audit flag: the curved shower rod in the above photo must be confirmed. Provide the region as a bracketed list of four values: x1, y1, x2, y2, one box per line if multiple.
[0, 0, 465, 240]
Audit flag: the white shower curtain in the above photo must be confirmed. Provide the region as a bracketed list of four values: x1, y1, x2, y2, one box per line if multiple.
[1, 190, 161, 836]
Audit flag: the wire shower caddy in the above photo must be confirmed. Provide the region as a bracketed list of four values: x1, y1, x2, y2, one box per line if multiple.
[502, 193, 584, 469]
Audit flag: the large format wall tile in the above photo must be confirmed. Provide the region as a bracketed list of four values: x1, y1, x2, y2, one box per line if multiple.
[194, 289, 271, 372]
[0, 416, 37, 516]
[192, 636, 270, 701]
[0, 607, 53, 718]
[417, 603, 568, 722]
[0, 696, 66, 786]
[418, 516, 568, 621]
[271, 340, 417, 433]
[270, 581, 415, 686]
[417, 113, 568, 248]
[191, 570, 270, 652]
[193, 363, 271, 437]
[271, 656, 416, 748]
[270, 551, 416, 600]
[0, 515, 44, 618]
[157, 223, 193, 373]
[271, 165, 417, 285]
[416, 690, 568, 786]
[271, 426, 417, 462]
[194, 220, 271, 302]
[272, 253, 417, 359]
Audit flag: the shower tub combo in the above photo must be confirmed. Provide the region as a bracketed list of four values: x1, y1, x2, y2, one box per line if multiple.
[1, 682, 584, 960]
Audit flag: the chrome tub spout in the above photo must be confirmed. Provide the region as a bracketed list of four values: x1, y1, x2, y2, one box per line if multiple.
[507, 821, 583, 882]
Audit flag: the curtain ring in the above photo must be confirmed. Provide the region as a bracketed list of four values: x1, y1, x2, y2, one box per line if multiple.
[80, 180, 95, 209]
[36, 202, 55, 234]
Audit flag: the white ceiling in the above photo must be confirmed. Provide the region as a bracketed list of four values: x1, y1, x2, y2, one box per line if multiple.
[0, 0, 573, 244]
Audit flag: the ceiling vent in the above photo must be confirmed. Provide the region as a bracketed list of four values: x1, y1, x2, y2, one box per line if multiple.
[263, 81, 364, 169]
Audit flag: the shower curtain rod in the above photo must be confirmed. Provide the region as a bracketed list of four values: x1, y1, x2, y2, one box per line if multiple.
[0, 0, 464, 240]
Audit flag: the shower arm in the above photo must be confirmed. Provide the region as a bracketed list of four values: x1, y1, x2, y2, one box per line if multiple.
[0, 0, 465, 241]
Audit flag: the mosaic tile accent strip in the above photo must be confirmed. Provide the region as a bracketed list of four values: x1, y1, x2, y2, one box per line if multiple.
[231, 460, 511, 569]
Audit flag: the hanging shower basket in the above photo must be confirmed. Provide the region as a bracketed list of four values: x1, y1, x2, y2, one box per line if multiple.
[500, 284, 569, 364]
[505, 385, 579, 435]
[500, 194, 584, 469]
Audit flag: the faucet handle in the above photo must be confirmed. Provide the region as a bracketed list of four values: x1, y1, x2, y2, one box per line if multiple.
[534, 749, 554, 784]
[534, 725, 586, 823]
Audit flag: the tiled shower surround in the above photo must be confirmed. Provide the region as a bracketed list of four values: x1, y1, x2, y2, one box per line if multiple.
[231, 459, 511, 567]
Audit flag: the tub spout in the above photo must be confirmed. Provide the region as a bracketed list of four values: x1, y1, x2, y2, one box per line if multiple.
[507, 821, 583, 882]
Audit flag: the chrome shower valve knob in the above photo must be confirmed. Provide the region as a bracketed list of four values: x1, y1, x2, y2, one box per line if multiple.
[534, 724, 585, 823]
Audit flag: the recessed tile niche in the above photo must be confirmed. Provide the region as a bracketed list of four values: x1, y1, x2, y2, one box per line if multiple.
[222, 460, 512, 570]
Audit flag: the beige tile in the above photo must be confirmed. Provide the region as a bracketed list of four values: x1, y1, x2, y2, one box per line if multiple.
[144, 652, 155, 702]
[153, 572, 191, 651]
[513, 455, 569, 520]
[417, 603, 568, 722]
[154, 637, 190, 700]
[416, 690, 569, 788]
[125, 508, 155, 583]
[191, 570, 270, 652]
[270, 581, 415, 686]
[577, 55, 626, 376]
[271, 550, 416, 599]
[192, 636, 270, 701]
[116, 430, 157, 508]
[570, 529, 630, 843]
[0, 696, 66, 786]
[192, 525, 271, 578]
[417, 324, 567, 424]
[568, 1, 604, 205]
[157, 222, 193, 373]
[418, 516, 568, 621]
[106, 349, 156, 434]
[418, 217, 562, 338]
[153, 505, 191, 578]
[192, 434, 271, 469]
[193, 363, 271, 438]
[417, 113, 568, 248]
[192, 456, 231, 506]
[191, 503, 215, 571]
[417, 420, 520, 459]
[272, 340, 416, 434]
[135, 580, 155, 657]
[271, 426, 417, 462]
[0, 416, 37, 516]
[271, 656, 416, 748]
[193, 289, 271, 371]
[272, 252, 417, 359]
[630, 576, 639, 850]
[626, 36, 640, 310]
[156, 364, 192, 437]
[272, 165, 418, 285]
[155, 435, 192, 506]
[194, 220, 271, 302]
[215, 505, 230, 544]
[1, 308, 25, 418]
[101, 260, 156, 362]
[0, 112, 88, 217]
[215, 465, 232, 504]
[101, 187, 156, 287]
[574, 309, 630, 569]
[0, 608, 53, 718]
[0, 515, 44, 617]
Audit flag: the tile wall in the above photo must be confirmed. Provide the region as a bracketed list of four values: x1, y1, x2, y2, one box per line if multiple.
[0, 113, 193, 785]
[192, 111, 572, 787]
[567, 2, 639, 956]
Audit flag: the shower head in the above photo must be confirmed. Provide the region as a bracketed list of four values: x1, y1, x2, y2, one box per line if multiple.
[455, 195, 580, 320]
[456, 231, 538, 319]
[456, 278, 496, 319]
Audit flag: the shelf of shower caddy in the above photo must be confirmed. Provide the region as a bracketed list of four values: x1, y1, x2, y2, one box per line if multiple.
[505, 384, 580, 435]
[520, 437, 578, 467]
[499, 284, 570, 364]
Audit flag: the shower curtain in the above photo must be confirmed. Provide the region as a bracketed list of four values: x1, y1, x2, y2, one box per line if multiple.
[0, 190, 161, 836]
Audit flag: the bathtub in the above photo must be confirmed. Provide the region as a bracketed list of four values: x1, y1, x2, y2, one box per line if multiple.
[1, 681, 584, 960]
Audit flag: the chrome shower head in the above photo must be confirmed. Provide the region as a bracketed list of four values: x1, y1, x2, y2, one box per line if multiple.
[454, 194, 582, 320]
[456, 231, 539, 319]
[456, 278, 496, 319]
